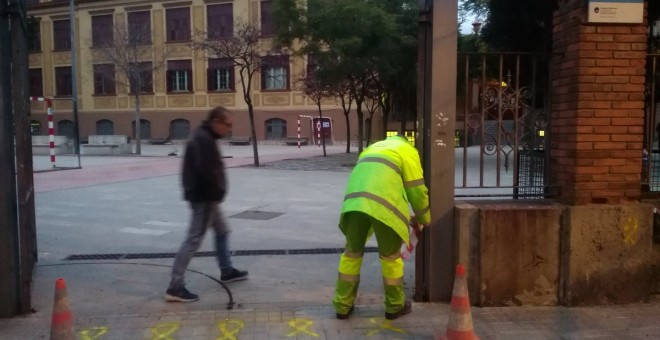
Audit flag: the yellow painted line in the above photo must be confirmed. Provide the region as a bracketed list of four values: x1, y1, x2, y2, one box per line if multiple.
[79, 326, 108, 340]
[287, 318, 319, 337]
[150, 322, 179, 340]
[217, 319, 245, 340]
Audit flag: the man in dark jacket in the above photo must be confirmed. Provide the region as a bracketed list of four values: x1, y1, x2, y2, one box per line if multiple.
[165, 107, 248, 302]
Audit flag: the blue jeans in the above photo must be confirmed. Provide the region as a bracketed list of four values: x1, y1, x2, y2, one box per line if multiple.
[169, 201, 233, 290]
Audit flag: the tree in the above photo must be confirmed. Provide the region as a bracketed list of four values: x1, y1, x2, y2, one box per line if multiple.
[194, 20, 264, 167]
[460, 0, 557, 53]
[275, 0, 417, 151]
[92, 18, 167, 155]
[333, 79, 354, 153]
[299, 66, 332, 156]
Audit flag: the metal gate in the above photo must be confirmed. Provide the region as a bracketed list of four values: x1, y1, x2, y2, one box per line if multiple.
[455, 52, 550, 198]
[644, 53, 660, 192]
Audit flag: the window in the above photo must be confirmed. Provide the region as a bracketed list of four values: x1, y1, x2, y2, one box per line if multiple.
[53, 20, 71, 50]
[55, 66, 72, 96]
[93, 64, 116, 95]
[260, 0, 274, 36]
[127, 11, 151, 45]
[132, 119, 151, 140]
[265, 118, 287, 139]
[170, 119, 190, 139]
[166, 7, 190, 42]
[129, 62, 153, 93]
[92, 14, 113, 47]
[28, 18, 41, 52]
[261, 55, 289, 90]
[306, 54, 317, 77]
[207, 3, 233, 39]
[57, 120, 74, 139]
[167, 60, 192, 92]
[29, 68, 43, 97]
[96, 119, 114, 135]
[207, 58, 233, 91]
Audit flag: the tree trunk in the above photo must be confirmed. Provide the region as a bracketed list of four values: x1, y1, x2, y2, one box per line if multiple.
[344, 111, 351, 153]
[134, 94, 141, 155]
[356, 101, 364, 153]
[247, 102, 260, 167]
[318, 102, 326, 157]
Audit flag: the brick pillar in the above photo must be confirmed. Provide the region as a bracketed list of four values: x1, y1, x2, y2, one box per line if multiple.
[550, 0, 648, 205]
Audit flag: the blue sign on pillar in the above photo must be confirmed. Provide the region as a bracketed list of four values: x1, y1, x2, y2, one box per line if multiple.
[587, 0, 644, 23]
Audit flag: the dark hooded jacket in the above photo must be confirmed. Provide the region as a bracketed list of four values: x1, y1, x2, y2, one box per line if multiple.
[181, 121, 227, 202]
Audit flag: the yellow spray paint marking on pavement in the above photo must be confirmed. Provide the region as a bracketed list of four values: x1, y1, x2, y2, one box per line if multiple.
[150, 322, 179, 340]
[287, 318, 319, 337]
[366, 318, 407, 336]
[217, 319, 245, 340]
[623, 217, 640, 246]
[79, 326, 108, 340]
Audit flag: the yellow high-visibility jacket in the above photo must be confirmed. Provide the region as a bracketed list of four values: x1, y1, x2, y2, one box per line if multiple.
[340, 135, 431, 245]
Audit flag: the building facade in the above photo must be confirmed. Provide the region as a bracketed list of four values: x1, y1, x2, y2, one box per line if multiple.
[26, 0, 364, 144]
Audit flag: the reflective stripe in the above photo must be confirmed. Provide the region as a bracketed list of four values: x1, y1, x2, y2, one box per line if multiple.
[338, 273, 360, 282]
[344, 192, 409, 226]
[358, 157, 400, 173]
[338, 254, 363, 275]
[379, 253, 401, 261]
[344, 250, 363, 258]
[404, 178, 425, 188]
[415, 205, 430, 216]
[380, 257, 403, 279]
[383, 276, 404, 285]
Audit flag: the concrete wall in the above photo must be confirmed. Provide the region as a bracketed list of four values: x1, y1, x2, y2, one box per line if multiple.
[560, 205, 654, 306]
[455, 202, 655, 306]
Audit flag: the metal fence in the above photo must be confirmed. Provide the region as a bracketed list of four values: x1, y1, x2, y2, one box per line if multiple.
[644, 54, 660, 192]
[455, 52, 550, 198]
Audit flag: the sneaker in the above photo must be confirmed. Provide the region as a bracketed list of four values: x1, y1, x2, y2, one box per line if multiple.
[165, 287, 199, 302]
[220, 268, 248, 283]
[384, 300, 411, 320]
[336, 305, 354, 320]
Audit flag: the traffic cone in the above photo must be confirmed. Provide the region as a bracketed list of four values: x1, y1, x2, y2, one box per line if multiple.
[50, 278, 74, 340]
[437, 264, 479, 340]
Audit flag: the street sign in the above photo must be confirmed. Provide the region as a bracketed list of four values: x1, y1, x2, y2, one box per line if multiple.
[587, 0, 644, 24]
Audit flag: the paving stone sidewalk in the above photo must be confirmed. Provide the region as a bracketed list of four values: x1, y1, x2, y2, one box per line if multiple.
[2, 302, 660, 339]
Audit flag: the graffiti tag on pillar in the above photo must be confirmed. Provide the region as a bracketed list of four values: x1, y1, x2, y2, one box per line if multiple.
[436, 112, 449, 127]
[623, 217, 640, 246]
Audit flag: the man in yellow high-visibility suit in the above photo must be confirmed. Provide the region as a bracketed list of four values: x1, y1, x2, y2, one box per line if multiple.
[333, 134, 430, 320]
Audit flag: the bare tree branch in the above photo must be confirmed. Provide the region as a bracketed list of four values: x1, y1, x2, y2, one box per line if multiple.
[90, 16, 167, 154]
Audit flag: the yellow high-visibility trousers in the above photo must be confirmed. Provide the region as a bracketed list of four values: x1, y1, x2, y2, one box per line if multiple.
[333, 212, 405, 314]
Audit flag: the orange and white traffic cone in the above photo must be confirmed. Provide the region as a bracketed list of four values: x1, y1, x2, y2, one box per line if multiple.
[437, 264, 479, 340]
[50, 278, 74, 340]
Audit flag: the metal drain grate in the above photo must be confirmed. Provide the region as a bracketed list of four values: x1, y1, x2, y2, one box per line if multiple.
[62, 247, 380, 261]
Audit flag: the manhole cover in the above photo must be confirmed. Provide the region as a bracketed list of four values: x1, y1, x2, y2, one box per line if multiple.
[229, 210, 284, 220]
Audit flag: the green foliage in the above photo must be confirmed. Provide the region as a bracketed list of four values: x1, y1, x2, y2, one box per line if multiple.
[273, 0, 419, 148]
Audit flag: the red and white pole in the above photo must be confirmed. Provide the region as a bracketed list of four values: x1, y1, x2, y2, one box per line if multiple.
[297, 118, 301, 149]
[31, 97, 56, 168]
[48, 105, 55, 167]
